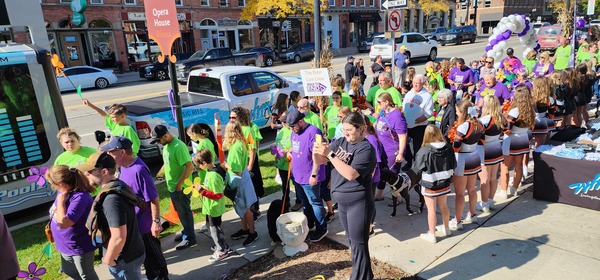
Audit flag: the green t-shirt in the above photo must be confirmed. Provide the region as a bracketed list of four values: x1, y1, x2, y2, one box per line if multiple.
[163, 137, 192, 193]
[241, 126, 257, 151]
[554, 45, 572, 70]
[54, 146, 97, 167]
[577, 52, 592, 64]
[323, 106, 340, 140]
[196, 138, 216, 161]
[303, 111, 323, 131]
[329, 91, 353, 108]
[274, 127, 292, 170]
[374, 87, 402, 113]
[577, 43, 588, 56]
[522, 58, 537, 75]
[104, 115, 140, 156]
[227, 140, 249, 174]
[201, 170, 226, 217]
[366, 85, 381, 103]
[251, 123, 263, 142]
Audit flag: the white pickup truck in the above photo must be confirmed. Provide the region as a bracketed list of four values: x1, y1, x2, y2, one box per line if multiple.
[122, 66, 303, 159]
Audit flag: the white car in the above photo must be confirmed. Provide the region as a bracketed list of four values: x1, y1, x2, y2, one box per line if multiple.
[128, 41, 161, 56]
[369, 32, 437, 63]
[57, 66, 118, 92]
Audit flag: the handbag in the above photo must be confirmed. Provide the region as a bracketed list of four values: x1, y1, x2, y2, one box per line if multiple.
[45, 208, 56, 243]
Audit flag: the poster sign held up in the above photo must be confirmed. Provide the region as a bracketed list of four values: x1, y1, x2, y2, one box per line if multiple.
[300, 68, 333, 96]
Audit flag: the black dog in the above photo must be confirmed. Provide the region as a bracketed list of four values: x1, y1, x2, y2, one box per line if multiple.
[266, 199, 289, 243]
[381, 169, 424, 217]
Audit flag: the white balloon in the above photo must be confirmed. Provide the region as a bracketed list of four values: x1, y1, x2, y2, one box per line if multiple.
[508, 15, 515, 21]
[493, 44, 501, 52]
[523, 48, 532, 58]
[489, 35, 497, 42]
[498, 40, 507, 50]
[487, 50, 495, 57]
[506, 23, 516, 32]
[493, 28, 501, 36]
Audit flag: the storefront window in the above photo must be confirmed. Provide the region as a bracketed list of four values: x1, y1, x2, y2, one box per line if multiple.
[89, 31, 116, 66]
[238, 29, 252, 49]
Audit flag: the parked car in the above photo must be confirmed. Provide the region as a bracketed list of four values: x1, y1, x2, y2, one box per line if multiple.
[532, 22, 551, 33]
[438, 25, 477, 46]
[138, 52, 194, 81]
[122, 66, 304, 159]
[369, 32, 437, 63]
[423, 27, 447, 40]
[57, 66, 118, 92]
[238, 47, 277, 67]
[176, 47, 262, 84]
[279, 42, 315, 63]
[357, 32, 385, 53]
[537, 25, 562, 54]
[127, 40, 161, 57]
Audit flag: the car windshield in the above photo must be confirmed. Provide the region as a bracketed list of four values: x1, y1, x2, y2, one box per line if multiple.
[287, 44, 301, 51]
[189, 50, 207, 60]
[448, 27, 462, 33]
[238, 48, 253, 53]
[538, 28, 560, 35]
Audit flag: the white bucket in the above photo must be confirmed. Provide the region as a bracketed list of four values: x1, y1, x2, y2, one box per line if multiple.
[276, 212, 309, 256]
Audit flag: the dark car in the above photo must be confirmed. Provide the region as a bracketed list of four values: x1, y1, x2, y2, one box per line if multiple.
[138, 52, 194, 80]
[238, 47, 276, 67]
[357, 32, 385, 53]
[423, 27, 447, 41]
[438, 25, 477, 46]
[279, 42, 315, 63]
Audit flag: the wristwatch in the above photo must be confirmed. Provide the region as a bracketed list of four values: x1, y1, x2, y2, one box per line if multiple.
[311, 174, 317, 178]
[327, 151, 336, 160]
[153, 218, 160, 223]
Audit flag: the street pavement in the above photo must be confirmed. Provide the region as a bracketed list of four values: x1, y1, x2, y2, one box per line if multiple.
[92, 162, 600, 279]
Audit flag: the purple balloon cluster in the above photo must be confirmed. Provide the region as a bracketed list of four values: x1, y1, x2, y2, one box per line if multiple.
[485, 30, 512, 52]
[517, 18, 530, 37]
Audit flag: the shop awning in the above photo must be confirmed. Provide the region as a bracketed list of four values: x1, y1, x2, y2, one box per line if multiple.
[349, 12, 382, 22]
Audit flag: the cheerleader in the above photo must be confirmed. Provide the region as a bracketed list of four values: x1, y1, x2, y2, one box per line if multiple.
[450, 100, 484, 230]
[500, 85, 535, 199]
[531, 77, 553, 147]
[476, 95, 504, 212]
[573, 64, 589, 127]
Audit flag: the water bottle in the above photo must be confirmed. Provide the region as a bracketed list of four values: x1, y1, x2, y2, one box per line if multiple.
[456, 89, 463, 103]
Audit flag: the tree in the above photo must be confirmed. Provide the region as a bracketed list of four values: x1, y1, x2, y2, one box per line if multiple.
[240, 0, 316, 21]
[581, 0, 600, 19]
[417, 0, 449, 15]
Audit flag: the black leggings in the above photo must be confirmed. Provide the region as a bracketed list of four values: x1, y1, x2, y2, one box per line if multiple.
[332, 190, 374, 280]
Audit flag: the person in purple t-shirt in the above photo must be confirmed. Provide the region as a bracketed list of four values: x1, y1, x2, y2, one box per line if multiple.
[447, 58, 475, 103]
[509, 69, 533, 91]
[287, 110, 328, 242]
[476, 74, 513, 107]
[101, 137, 169, 280]
[529, 51, 554, 78]
[46, 165, 99, 280]
[498, 48, 522, 71]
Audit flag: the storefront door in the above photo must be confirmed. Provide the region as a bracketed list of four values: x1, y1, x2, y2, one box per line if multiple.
[59, 32, 85, 67]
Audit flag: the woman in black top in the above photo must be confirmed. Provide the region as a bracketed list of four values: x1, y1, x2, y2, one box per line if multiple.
[370, 55, 385, 87]
[314, 112, 376, 280]
[355, 58, 367, 95]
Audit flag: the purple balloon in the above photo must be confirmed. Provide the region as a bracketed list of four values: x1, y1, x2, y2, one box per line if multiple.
[485, 45, 492, 51]
[490, 39, 498, 46]
[504, 30, 512, 36]
[576, 18, 586, 29]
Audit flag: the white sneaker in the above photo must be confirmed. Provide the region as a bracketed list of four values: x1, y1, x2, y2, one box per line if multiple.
[464, 213, 478, 224]
[476, 201, 491, 213]
[487, 200, 496, 210]
[509, 187, 518, 197]
[522, 165, 529, 182]
[449, 219, 463, 230]
[435, 225, 452, 236]
[498, 190, 508, 200]
[420, 232, 437, 243]
[198, 224, 208, 233]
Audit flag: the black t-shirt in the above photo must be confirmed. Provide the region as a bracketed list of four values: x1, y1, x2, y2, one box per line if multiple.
[103, 193, 145, 262]
[329, 137, 376, 194]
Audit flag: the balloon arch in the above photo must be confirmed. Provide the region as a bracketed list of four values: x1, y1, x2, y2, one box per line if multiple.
[484, 14, 540, 62]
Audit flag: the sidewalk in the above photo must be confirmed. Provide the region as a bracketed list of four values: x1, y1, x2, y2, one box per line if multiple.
[93, 166, 600, 279]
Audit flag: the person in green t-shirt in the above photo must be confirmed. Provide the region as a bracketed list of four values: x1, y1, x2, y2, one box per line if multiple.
[329, 76, 353, 108]
[83, 99, 140, 156]
[370, 72, 402, 115]
[187, 124, 217, 182]
[272, 111, 301, 210]
[152, 125, 196, 249]
[297, 98, 323, 131]
[552, 37, 572, 70]
[54, 128, 97, 167]
[193, 149, 232, 262]
[521, 50, 538, 75]
[320, 91, 342, 140]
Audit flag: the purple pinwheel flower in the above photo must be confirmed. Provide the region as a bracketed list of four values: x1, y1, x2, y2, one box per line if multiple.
[27, 166, 49, 187]
[270, 145, 285, 160]
[17, 262, 46, 280]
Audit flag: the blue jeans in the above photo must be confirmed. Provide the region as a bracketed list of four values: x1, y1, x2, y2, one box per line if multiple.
[170, 190, 196, 242]
[107, 253, 145, 280]
[293, 180, 327, 233]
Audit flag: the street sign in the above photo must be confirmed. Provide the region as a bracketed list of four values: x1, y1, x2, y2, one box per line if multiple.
[144, 0, 181, 63]
[71, 12, 86, 26]
[588, 0, 595, 15]
[381, 0, 408, 10]
[388, 9, 401, 32]
[282, 20, 291, 31]
[300, 68, 333, 97]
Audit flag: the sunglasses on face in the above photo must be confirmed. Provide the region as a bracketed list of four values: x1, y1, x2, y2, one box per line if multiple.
[486, 61, 493, 63]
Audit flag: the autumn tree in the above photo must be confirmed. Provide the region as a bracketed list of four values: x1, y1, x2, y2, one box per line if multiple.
[416, 0, 450, 15]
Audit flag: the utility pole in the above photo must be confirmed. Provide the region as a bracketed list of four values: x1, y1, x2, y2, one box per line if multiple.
[314, 0, 321, 68]
[473, 1, 478, 30]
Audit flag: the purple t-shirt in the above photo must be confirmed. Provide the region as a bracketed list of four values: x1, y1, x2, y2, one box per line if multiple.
[365, 134, 381, 183]
[477, 81, 513, 105]
[375, 109, 408, 168]
[50, 191, 96, 255]
[532, 62, 554, 77]
[448, 66, 475, 91]
[119, 157, 158, 234]
[511, 79, 533, 91]
[291, 124, 326, 184]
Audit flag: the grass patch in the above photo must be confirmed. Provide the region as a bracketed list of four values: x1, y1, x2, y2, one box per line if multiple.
[12, 151, 279, 279]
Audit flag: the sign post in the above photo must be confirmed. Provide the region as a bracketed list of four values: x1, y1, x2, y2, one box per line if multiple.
[144, 0, 184, 140]
[382, 0, 406, 87]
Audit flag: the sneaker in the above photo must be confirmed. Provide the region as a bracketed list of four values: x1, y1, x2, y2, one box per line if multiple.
[522, 165, 529, 182]
[208, 248, 232, 263]
[420, 232, 437, 243]
[197, 224, 208, 233]
[291, 203, 302, 211]
[487, 200, 496, 210]
[325, 212, 336, 223]
[174, 233, 183, 242]
[308, 230, 329, 243]
[231, 229, 249, 240]
[449, 219, 463, 230]
[253, 211, 263, 222]
[243, 232, 259, 246]
[464, 213, 478, 223]
[175, 239, 196, 250]
[475, 201, 486, 211]
[333, 203, 338, 210]
[435, 225, 452, 236]
[509, 187, 518, 197]
[309, 225, 316, 232]
[498, 190, 508, 200]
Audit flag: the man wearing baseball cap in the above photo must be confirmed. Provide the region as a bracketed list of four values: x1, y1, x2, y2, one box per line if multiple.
[345, 55, 357, 91]
[394, 45, 410, 89]
[101, 137, 169, 279]
[78, 152, 145, 279]
[152, 125, 196, 250]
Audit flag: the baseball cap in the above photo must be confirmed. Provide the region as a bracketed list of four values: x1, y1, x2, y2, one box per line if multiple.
[150, 125, 169, 144]
[347, 55, 355, 60]
[400, 45, 407, 50]
[507, 48, 514, 55]
[286, 110, 305, 126]
[100, 136, 132, 151]
[77, 152, 117, 173]
[581, 34, 588, 39]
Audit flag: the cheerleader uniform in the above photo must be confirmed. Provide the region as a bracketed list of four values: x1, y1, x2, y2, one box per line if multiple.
[547, 97, 557, 131]
[478, 115, 504, 165]
[533, 101, 549, 135]
[502, 107, 531, 156]
[453, 121, 483, 176]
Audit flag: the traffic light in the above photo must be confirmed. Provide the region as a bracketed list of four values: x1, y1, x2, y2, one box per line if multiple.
[470, 14, 475, 19]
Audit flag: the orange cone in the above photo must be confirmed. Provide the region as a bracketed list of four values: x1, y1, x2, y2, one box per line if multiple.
[162, 200, 180, 224]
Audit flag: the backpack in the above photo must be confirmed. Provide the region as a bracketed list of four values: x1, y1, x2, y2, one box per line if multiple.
[86, 180, 145, 247]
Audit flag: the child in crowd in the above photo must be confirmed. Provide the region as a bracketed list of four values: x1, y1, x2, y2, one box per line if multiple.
[402, 67, 416, 93]
[427, 80, 441, 124]
[187, 124, 217, 182]
[82, 99, 140, 155]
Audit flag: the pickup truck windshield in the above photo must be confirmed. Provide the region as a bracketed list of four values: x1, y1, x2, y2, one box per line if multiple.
[189, 50, 207, 60]
[188, 76, 223, 97]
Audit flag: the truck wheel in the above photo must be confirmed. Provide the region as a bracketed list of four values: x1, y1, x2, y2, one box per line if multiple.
[265, 57, 274, 67]
[456, 38, 462, 45]
[156, 69, 168, 81]
[470, 37, 476, 43]
[95, 78, 109, 89]
[441, 43, 446, 46]
[294, 55, 301, 63]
